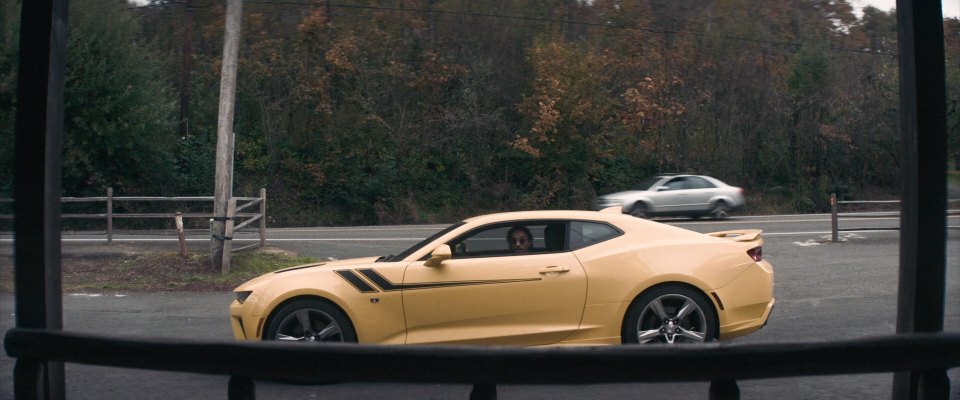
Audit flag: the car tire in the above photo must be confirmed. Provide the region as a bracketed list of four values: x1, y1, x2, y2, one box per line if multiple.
[265, 298, 357, 343]
[629, 202, 649, 219]
[710, 200, 730, 220]
[621, 285, 717, 344]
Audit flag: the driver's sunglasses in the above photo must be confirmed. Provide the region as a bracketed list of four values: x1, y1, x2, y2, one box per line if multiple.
[509, 237, 529, 245]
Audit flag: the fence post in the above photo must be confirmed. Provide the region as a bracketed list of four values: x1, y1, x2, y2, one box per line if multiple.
[107, 187, 113, 244]
[227, 375, 255, 400]
[709, 380, 740, 400]
[831, 193, 838, 243]
[220, 198, 236, 274]
[469, 383, 496, 400]
[176, 212, 186, 258]
[917, 370, 949, 400]
[258, 188, 266, 248]
[13, 359, 41, 400]
[209, 218, 215, 266]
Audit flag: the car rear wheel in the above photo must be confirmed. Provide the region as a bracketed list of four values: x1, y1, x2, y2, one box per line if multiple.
[710, 201, 730, 219]
[265, 298, 357, 343]
[622, 285, 717, 344]
[629, 203, 649, 219]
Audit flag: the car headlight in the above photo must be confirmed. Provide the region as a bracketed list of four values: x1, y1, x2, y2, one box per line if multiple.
[235, 290, 253, 304]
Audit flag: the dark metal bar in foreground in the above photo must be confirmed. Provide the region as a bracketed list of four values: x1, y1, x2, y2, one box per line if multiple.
[894, 0, 949, 399]
[5, 329, 959, 385]
[13, 0, 70, 397]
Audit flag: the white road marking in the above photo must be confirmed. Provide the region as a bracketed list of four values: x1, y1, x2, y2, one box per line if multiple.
[792, 232, 870, 246]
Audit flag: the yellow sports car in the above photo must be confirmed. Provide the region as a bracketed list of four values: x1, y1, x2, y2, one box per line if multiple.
[230, 208, 774, 346]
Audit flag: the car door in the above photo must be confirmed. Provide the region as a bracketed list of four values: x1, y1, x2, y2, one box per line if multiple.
[401, 222, 587, 346]
[653, 177, 692, 213]
[684, 176, 718, 211]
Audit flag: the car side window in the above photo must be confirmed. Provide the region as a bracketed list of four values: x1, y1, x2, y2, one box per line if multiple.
[664, 177, 687, 190]
[451, 226, 511, 257]
[448, 222, 569, 258]
[687, 176, 715, 189]
[569, 221, 621, 250]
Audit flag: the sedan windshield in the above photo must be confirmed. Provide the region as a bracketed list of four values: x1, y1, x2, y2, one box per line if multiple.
[379, 222, 465, 262]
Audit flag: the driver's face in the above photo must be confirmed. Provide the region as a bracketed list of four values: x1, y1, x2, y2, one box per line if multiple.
[508, 231, 531, 252]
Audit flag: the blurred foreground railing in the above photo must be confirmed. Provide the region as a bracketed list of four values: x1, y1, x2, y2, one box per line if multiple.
[5, 328, 959, 400]
[829, 193, 960, 242]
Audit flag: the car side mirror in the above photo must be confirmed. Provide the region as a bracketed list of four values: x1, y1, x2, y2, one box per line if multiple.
[656, 186, 670, 191]
[424, 244, 452, 268]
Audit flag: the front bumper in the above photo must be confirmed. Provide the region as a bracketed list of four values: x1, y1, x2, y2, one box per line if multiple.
[230, 299, 265, 341]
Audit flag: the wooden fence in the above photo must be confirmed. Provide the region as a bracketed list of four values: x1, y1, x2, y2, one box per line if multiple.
[5, 328, 959, 400]
[0, 188, 267, 251]
[829, 193, 960, 242]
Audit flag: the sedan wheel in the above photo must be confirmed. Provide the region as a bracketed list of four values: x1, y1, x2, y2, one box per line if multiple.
[265, 299, 357, 343]
[622, 286, 717, 344]
[629, 203, 649, 219]
[710, 201, 730, 220]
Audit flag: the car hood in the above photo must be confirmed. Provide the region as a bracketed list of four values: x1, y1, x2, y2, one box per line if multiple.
[272, 256, 383, 273]
[598, 190, 647, 200]
[233, 256, 382, 292]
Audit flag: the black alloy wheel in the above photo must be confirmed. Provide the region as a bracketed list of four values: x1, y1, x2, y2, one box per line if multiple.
[622, 285, 717, 344]
[265, 298, 357, 343]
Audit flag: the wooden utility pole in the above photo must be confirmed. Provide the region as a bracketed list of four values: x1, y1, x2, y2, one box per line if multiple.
[212, 0, 242, 271]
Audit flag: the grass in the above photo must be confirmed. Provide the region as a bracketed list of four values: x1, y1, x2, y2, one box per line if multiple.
[0, 247, 320, 293]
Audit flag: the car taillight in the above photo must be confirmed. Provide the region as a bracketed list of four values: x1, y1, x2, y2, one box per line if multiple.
[747, 246, 763, 262]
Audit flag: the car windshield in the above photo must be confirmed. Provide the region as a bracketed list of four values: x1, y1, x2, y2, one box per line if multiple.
[379, 222, 465, 262]
[632, 177, 664, 191]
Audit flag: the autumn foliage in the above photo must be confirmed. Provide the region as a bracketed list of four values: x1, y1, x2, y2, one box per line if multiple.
[1, 0, 958, 225]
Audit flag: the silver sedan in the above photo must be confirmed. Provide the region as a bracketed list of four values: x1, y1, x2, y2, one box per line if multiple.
[592, 174, 745, 219]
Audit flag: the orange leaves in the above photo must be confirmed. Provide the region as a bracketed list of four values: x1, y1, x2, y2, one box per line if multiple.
[297, 9, 328, 36]
[620, 76, 686, 130]
[510, 136, 542, 158]
[531, 97, 561, 137]
[818, 124, 855, 149]
[513, 40, 613, 157]
[425, 52, 469, 85]
[325, 38, 358, 72]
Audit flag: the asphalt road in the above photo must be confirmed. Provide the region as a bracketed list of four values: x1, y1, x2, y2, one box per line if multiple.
[1, 213, 959, 399]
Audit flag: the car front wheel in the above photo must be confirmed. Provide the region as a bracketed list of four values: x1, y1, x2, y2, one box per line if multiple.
[629, 203, 649, 219]
[265, 298, 357, 343]
[622, 285, 717, 344]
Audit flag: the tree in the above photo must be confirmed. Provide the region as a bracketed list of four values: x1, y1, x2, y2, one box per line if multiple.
[945, 18, 960, 170]
[61, 0, 177, 196]
[0, 0, 21, 196]
[5, 0, 934, 224]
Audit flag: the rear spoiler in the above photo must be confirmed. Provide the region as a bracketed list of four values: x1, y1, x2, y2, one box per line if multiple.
[707, 229, 762, 242]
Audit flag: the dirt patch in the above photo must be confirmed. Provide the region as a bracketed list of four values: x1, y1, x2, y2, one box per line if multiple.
[0, 246, 314, 293]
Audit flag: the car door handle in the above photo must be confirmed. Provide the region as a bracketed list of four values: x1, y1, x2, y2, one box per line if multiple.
[539, 266, 570, 274]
